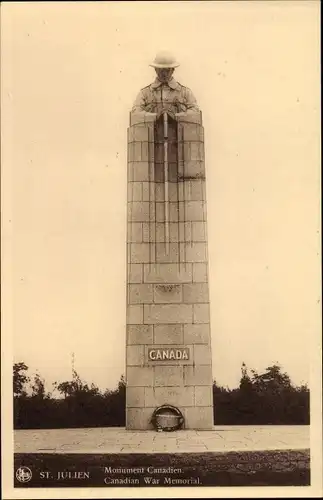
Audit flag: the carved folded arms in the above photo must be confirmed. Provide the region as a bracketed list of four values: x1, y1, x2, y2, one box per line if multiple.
[131, 80, 199, 120]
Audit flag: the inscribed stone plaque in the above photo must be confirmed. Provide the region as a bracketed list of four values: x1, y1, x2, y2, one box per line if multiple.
[146, 346, 192, 365]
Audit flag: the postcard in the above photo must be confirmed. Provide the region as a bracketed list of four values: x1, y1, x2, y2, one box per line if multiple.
[1, 1, 321, 498]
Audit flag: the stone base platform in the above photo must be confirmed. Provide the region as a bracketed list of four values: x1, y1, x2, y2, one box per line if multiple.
[15, 425, 309, 454]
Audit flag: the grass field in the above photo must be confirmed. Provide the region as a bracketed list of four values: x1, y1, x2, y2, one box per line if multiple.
[14, 449, 310, 487]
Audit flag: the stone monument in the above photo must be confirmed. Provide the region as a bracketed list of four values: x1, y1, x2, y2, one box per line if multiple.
[126, 51, 213, 430]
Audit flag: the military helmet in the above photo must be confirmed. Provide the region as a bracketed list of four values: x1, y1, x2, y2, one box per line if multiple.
[149, 51, 180, 68]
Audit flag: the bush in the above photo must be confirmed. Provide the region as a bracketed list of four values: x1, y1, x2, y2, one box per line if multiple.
[13, 363, 309, 429]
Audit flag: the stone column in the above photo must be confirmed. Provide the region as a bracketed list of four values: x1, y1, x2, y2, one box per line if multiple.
[126, 111, 213, 430]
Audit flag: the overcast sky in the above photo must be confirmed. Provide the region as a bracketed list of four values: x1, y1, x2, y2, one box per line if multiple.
[2, 1, 320, 393]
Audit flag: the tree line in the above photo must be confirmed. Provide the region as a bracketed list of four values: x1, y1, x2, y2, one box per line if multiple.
[13, 361, 309, 429]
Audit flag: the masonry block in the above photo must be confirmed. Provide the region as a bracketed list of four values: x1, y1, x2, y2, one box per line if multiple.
[145, 386, 194, 407]
[184, 324, 210, 344]
[142, 142, 150, 162]
[132, 125, 149, 142]
[194, 344, 212, 365]
[179, 160, 205, 180]
[128, 127, 134, 143]
[184, 201, 205, 221]
[128, 182, 142, 202]
[183, 123, 201, 142]
[183, 143, 191, 161]
[128, 223, 142, 242]
[192, 263, 208, 282]
[183, 406, 213, 429]
[126, 407, 154, 430]
[195, 386, 213, 406]
[133, 142, 142, 161]
[126, 345, 145, 366]
[130, 243, 150, 263]
[127, 366, 154, 387]
[127, 324, 153, 345]
[127, 305, 143, 324]
[132, 162, 149, 181]
[129, 202, 154, 223]
[128, 263, 143, 283]
[144, 304, 193, 324]
[169, 163, 179, 183]
[143, 223, 191, 243]
[128, 142, 134, 162]
[183, 283, 209, 303]
[193, 303, 210, 323]
[142, 182, 153, 202]
[184, 365, 213, 386]
[184, 180, 205, 202]
[190, 142, 204, 161]
[127, 161, 133, 181]
[177, 112, 202, 125]
[143, 223, 162, 243]
[154, 284, 182, 303]
[144, 263, 192, 283]
[156, 202, 179, 223]
[182, 242, 207, 262]
[154, 366, 184, 387]
[129, 284, 154, 304]
[192, 222, 206, 241]
[179, 222, 192, 242]
[154, 324, 183, 344]
[156, 243, 180, 263]
[126, 387, 145, 407]
[155, 182, 178, 202]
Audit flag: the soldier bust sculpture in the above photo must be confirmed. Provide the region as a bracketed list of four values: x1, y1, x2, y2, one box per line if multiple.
[131, 51, 200, 122]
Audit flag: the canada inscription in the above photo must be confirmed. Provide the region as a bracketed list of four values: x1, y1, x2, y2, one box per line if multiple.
[147, 347, 190, 361]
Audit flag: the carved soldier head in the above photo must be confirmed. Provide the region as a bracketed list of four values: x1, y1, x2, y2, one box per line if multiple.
[149, 51, 179, 83]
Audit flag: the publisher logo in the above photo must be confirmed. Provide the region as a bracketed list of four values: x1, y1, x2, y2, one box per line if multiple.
[16, 467, 32, 483]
